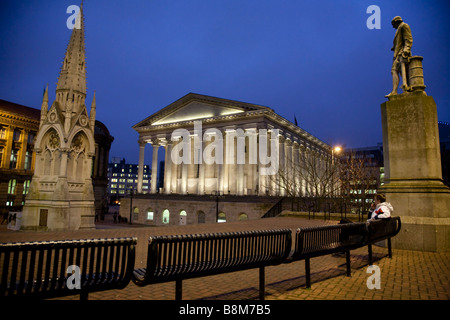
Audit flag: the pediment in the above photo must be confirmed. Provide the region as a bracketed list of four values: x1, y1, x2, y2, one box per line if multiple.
[152, 101, 246, 125]
[133, 93, 271, 129]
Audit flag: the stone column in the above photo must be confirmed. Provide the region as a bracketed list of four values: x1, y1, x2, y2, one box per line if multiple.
[150, 140, 159, 194]
[277, 135, 285, 196]
[293, 141, 300, 197]
[197, 138, 205, 195]
[258, 130, 266, 196]
[285, 138, 293, 196]
[137, 139, 146, 194]
[223, 130, 229, 194]
[164, 141, 173, 194]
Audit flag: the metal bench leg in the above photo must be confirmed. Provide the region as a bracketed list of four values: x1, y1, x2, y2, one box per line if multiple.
[388, 238, 392, 258]
[305, 258, 311, 288]
[176, 279, 182, 300]
[368, 244, 373, 265]
[259, 267, 265, 300]
[345, 250, 351, 277]
[80, 291, 89, 300]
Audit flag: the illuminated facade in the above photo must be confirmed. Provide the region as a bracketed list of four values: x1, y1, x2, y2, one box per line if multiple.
[0, 100, 39, 217]
[133, 93, 332, 197]
[22, 4, 99, 231]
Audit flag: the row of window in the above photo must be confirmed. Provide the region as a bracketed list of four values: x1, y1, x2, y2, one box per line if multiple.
[7, 179, 30, 195]
[110, 173, 149, 178]
[110, 178, 149, 183]
[0, 127, 35, 143]
[132, 208, 248, 224]
[0, 148, 33, 169]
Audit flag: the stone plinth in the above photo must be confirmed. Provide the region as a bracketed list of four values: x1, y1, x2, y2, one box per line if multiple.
[380, 91, 450, 251]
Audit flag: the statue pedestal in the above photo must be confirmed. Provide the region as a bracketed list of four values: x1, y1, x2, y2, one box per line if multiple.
[380, 92, 450, 251]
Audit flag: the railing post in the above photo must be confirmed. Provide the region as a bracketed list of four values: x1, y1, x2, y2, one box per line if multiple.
[345, 250, 351, 277]
[305, 258, 311, 288]
[175, 279, 183, 300]
[388, 238, 392, 258]
[259, 267, 265, 300]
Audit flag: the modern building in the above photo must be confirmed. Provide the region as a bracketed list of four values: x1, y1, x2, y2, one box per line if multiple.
[341, 144, 384, 214]
[107, 157, 151, 203]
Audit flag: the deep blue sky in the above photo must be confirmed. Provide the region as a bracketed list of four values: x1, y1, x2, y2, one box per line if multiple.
[1, 0, 449, 164]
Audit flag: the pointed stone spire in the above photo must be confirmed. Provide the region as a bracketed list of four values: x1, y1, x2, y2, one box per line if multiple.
[90, 91, 96, 129]
[40, 84, 49, 127]
[56, 1, 86, 115]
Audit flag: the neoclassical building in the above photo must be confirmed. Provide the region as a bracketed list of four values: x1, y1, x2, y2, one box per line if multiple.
[133, 93, 331, 198]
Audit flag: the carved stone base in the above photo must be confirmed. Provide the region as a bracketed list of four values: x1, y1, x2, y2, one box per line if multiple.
[380, 93, 450, 252]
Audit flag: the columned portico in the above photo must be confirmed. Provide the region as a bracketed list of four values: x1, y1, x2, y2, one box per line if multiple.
[132, 93, 331, 197]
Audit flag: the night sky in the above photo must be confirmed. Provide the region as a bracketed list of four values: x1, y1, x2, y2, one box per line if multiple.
[1, 0, 449, 164]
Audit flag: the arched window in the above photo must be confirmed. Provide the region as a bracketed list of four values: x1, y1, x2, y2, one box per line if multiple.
[218, 212, 226, 223]
[146, 208, 154, 221]
[239, 213, 248, 221]
[133, 207, 139, 222]
[162, 209, 170, 225]
[197, 211, 206, 224]
[179, 210, 187, 225]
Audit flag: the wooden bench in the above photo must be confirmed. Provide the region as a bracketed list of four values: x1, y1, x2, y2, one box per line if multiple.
[0, 237, 137, 300]
[366, 217, 401, 265]
[132, 229, 292, 300]
[286, 222, 367, 288]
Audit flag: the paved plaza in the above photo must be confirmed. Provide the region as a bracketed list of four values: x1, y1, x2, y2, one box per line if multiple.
[0, 214, 449, 301]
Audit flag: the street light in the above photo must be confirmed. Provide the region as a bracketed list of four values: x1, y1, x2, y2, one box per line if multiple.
[128, 186, 134, 225]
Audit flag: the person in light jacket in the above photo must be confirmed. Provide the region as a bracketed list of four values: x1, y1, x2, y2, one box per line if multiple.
[368, 193, 393, 221]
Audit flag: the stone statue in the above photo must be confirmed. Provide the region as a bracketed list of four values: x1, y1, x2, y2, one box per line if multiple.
[385, 16, 413, 98]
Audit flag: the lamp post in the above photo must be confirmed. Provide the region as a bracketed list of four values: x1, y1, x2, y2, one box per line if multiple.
[331, 146, 342, 217]
[128, 186, 134, 225]
[331, 146, 342, 197]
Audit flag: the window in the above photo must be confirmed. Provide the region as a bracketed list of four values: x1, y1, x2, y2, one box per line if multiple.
[147, 209, 154, 221]
[23, 180, 31, 195]
[239, 213, 248, 221]
[197, 211, 205, 224]
[8, 179, 17, 194]
[133, 207, 139, 222]
[218, 212, 226, 223]
[13, 129, 21, 141]
[0, 126, 6, 139]
[24, 151, 32, 170]
[10, 149, 18, 169]
[162, 209, 170, 224]
[0, 147, 3, 167]
[27, 132, 36, 144]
